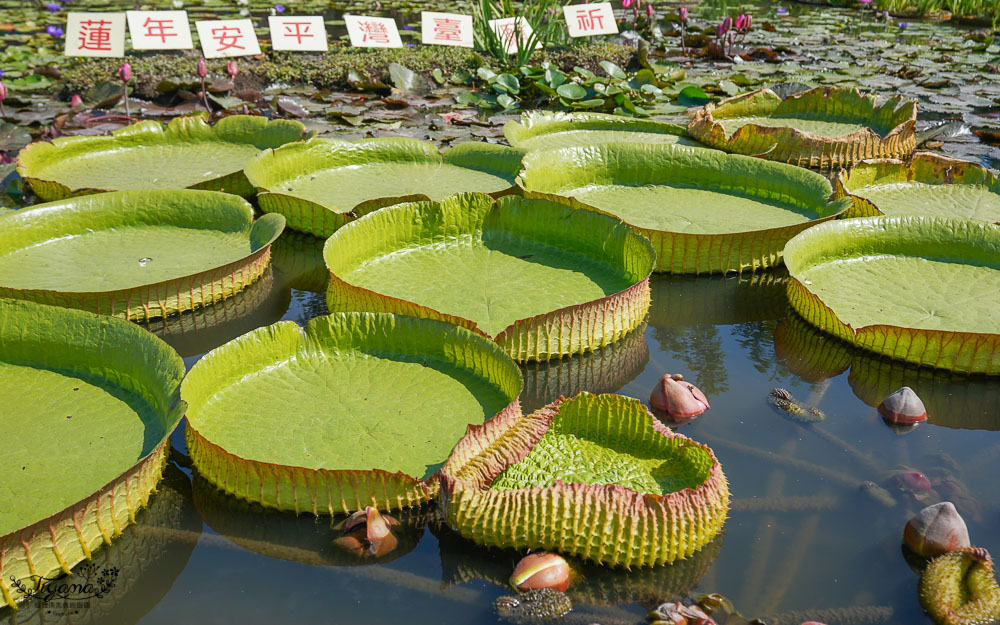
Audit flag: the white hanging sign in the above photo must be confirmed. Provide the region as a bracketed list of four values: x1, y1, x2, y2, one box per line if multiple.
[126, 11, 193, 50]
[65, 13, 127, 57]
[344, 15, 402, 48]
[563, 3, 619, 37]
[488, 17, 538, 54]
[421, 11, 473, 48]
[195, 19, 261, 58]
[268, 16, 328, 52]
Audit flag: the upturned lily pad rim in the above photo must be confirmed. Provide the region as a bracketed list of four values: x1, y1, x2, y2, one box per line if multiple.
[322, 192, 656, 361]
[783, 215, 1000, 375]
[182, 311, 523, 514]
[244, 136, 526, 218]
[503, 110, 688, 148]
[833, 151, 1000, 218]
[440, 391, 729, 567]
[16, 114, 307, 199]
[0, 188, 284, 293]
[518, 142, 858, 274]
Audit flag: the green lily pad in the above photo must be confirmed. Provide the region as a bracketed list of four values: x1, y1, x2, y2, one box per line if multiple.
[440, 392, 729, 567]
[245, 138, 524, 238]
[688, 87, 917, 169]
[16, 115, 306, 201]
[0, 190, 284, 321]
[323, 193, 655, 362]
[784, 215, 1000, 374]
[520, 143, 858, 274]
[835, 152, 1000, 223]
[182, 312, 522, 514]
[0, 299, 186, 608]
[503, 110, 695, 150]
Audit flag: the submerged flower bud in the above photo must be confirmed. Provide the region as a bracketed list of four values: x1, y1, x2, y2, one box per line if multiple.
[197, 59, 208, 78]
[650, 373, 710, 419]
[879, 386, 927, 425]
[904, 502, 971, 557]
[511, 553, 570, 592]
[118, 62, 131, 83]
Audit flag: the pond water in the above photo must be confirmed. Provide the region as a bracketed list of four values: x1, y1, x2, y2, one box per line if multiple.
[5, 232, 997, 625]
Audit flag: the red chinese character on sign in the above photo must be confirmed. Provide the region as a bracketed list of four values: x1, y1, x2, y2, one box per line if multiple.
[282, 21, 314, 44]
[496, 22, 518, 47]
[142, 17, 177, 43]
[77, 19, 113, 51]
[432, 17, 462, 42]
[359, 20, 390, 44]
[573, 7, 605, 31]
[211, 25, 245, 52]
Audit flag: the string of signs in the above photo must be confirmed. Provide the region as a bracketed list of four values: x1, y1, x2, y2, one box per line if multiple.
[63, 5, 619, 59]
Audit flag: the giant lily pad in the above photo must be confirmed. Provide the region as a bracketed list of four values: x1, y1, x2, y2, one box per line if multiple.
[687, 87, 917, 169]
[440, 392, 729, 567]
[245, 138, 524, 238]
[16, 115, 306, 201]
[183, 312, 522, 514]
[0, 299, 186, 608]
[0, 190, 284, 321]
[834, 152, 1000, 223]
[784, 215, 1000, 375]
[520, 144, 858, 274]
[324, 193, 655, 362]
[504, 110, 692, 150]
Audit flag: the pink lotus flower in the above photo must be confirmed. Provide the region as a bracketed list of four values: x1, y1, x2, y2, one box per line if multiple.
[622, 0, 633, 7]
[735, 13, 747, 29]
[117, 62, 131, 83]
[226, 59, 239, 79]
[197, 59, 208, 78]
[650, 373, 710, 419]
[678, 6, 689, 21]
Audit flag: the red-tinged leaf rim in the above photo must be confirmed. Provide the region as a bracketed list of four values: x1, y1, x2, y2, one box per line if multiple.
[503, 110, 692, 150]
[834, 151, 1000, 222]
[182, 312, 523, 515]
[519, 143, 858, 274]
[783, 215, 1000, 375]
[687, 86, 917, 170]
[0, 299, 186, 608]
[774, 313, 1000, 430]
[439, 392, 729, 568]
[16, 115, 306, 201]
[323, 192, 655, 362]
[0, 190, 284, 321]
[245, 137, 525, 238]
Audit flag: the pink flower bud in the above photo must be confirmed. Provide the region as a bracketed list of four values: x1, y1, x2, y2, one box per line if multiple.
[0, 81, 6, 101]
[723, 16, 733, 31]
[70, 94, 82, 110]
[511, 553, 571, 592]
[735, 13, 746, 29]
[650, 373, 710, 420]
[622, 0, 633, 8]
[745, 14, 753, 28]
[197, 59, 208, 78]
[226, 59, 239, 78]
[646, 3, 654, 17]
[678, 6, 689, 21]
[118, 62, 131, 83]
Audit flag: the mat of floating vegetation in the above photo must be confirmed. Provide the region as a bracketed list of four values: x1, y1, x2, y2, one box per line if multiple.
[440, 392, 729, 567]
[182, 312, 522, 514]
[687, 87, 917, 169]
[0, 299, 186, 608]
[520, 144, 857, 274]
[504, 110, 693, 150]
[784, 215, 1000, 375]
[835, 152, 1000, 222]
[324, 193, 655, 362]
[17, 115, 306, 201]
[0, 190, 284, 321]
[270, 231, 329, 293]
[245, 137, 524, 238]
[774, 314, 1000, 431]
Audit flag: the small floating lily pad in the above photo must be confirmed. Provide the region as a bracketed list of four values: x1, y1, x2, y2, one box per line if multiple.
[245, 138, 524, 237]
[784, 215, 1000, 374]
[504, 110, 692, 150]
[17, 115, 306, 200]
[324, 193, 655, 362]
[520, 144, 856, 274]
[441, 392, 729, 567]
[0, 190, 284, 321]
[687, 87, 917, 169]
[835, 152, 1000, 223]
[183, 312, 522, 514]
[0, 299, 186, 608]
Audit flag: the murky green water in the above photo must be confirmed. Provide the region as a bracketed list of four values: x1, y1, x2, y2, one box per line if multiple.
[6, 229, 997, 625]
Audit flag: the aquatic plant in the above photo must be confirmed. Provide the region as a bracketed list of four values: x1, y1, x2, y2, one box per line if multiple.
[504, 110, 689, 150]
[440, 392, 729, 567]
[920, 548, 1000, 625]
[650, 373, 711, 420]
[323, 193, 655, 362]
[688, 87, 917, 169]
[904, 502, 971, 558]
[511, 553, 571, 592]
[118, 62, 131, 118]
[879, 386, 927, 425]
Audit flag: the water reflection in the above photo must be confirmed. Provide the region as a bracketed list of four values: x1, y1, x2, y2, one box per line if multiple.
[774, 314, 1000, 431]
[0, 465, 201, 625]
[270, 231, 330, 294]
